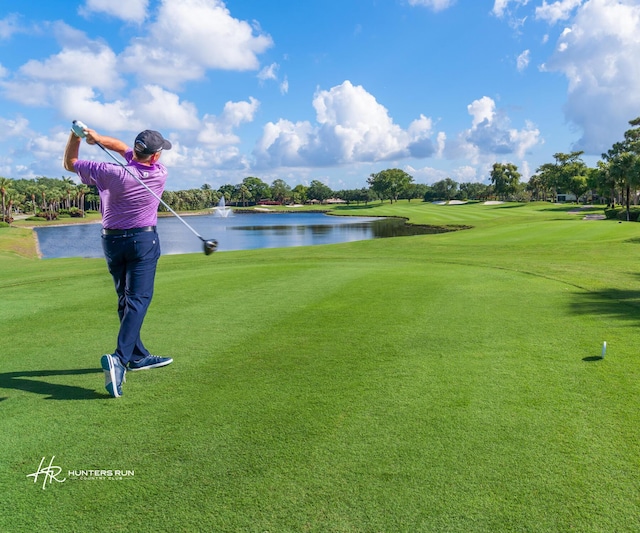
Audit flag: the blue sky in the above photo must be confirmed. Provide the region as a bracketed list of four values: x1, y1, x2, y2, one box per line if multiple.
[0, 0, 638, 191]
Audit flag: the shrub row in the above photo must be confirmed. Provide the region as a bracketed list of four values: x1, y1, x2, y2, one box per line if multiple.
[604, 208, 640, 221]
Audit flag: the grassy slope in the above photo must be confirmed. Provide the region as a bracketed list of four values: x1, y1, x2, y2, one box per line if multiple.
[1, 202, 639, 532]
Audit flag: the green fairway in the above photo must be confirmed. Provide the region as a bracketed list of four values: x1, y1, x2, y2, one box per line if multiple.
[2, 202, 640, 532]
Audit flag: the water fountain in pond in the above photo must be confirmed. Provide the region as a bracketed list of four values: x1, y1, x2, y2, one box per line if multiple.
[214, 196, 233, 217]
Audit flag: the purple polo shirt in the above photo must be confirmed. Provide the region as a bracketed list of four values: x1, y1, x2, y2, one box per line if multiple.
[74, 149, 167, 230]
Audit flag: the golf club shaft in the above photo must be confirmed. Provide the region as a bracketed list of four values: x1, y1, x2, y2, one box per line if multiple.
[95, 141, 206, 242]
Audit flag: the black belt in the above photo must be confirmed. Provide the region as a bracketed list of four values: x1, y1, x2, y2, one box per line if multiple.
[102, 226, 156, 236]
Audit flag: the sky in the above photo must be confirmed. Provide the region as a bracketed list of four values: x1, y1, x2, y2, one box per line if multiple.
[0, 0, 639, 192]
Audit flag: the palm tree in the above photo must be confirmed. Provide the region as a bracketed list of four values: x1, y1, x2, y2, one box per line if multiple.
[0, 177, 11, 222]
[40, 187, 47, 212]
[87, 192, 100, 211]
[46, 187, 63, 218]
[77, 184, 90, 216]
[25, 185, 39, 215]
[61, 177, 76, 210]
[5, 189, 22, 222]
[239, 184, 250, 207]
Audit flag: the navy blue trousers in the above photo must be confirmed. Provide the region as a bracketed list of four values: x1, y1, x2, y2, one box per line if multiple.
[101, 230, 160, 365]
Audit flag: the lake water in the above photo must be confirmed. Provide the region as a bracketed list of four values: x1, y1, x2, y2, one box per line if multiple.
[34, 212, 425, 259]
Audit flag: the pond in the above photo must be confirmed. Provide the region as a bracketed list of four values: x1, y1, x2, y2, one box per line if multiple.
[34, 212, 446, 259]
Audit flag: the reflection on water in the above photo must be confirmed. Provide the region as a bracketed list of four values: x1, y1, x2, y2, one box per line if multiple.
[34, 213, 459, 259]
[370, 218, 461, 237]
[227, 219, 452, 239]
[228, 223, 363, 235]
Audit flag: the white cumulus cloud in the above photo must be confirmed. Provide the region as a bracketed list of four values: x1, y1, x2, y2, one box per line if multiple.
[0, 21, 126, 110]
[129, 85, 200, 130]
[543, 0, 640, 153]
[468, 96, 496, 128]
[535, 0, 584, 24]
[199, 97, 259, 147]
[253, 81, 440, 168]
[54, 86, 136, 132]
[18, 45, 122, 93]
[447, 96, 541, 163]
[121, 0, 273, 88]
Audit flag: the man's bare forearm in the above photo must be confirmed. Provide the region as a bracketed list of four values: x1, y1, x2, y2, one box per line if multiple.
[64, 132, 81, 172]
[85, 130, 129, 157]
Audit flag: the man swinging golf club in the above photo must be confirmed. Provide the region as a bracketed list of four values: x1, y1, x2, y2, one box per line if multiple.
[64, 123, 173, 398]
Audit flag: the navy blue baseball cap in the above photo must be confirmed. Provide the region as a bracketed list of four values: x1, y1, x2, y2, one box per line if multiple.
[134, 130, 172, 154]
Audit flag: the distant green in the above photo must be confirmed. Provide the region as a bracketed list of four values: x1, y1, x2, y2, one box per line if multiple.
[1, 201, 639, 532]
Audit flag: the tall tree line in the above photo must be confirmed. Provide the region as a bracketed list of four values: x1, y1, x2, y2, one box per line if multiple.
[2, 117, 640, 223]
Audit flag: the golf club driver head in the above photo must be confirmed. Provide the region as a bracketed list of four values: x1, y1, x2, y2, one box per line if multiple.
[203, 239, 218, 255]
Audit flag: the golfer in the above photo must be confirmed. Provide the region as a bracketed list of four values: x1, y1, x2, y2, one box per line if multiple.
[64, 125, 173, 398]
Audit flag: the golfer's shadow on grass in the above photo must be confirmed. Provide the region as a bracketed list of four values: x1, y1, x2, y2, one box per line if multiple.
[0, 368, 103, 400]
